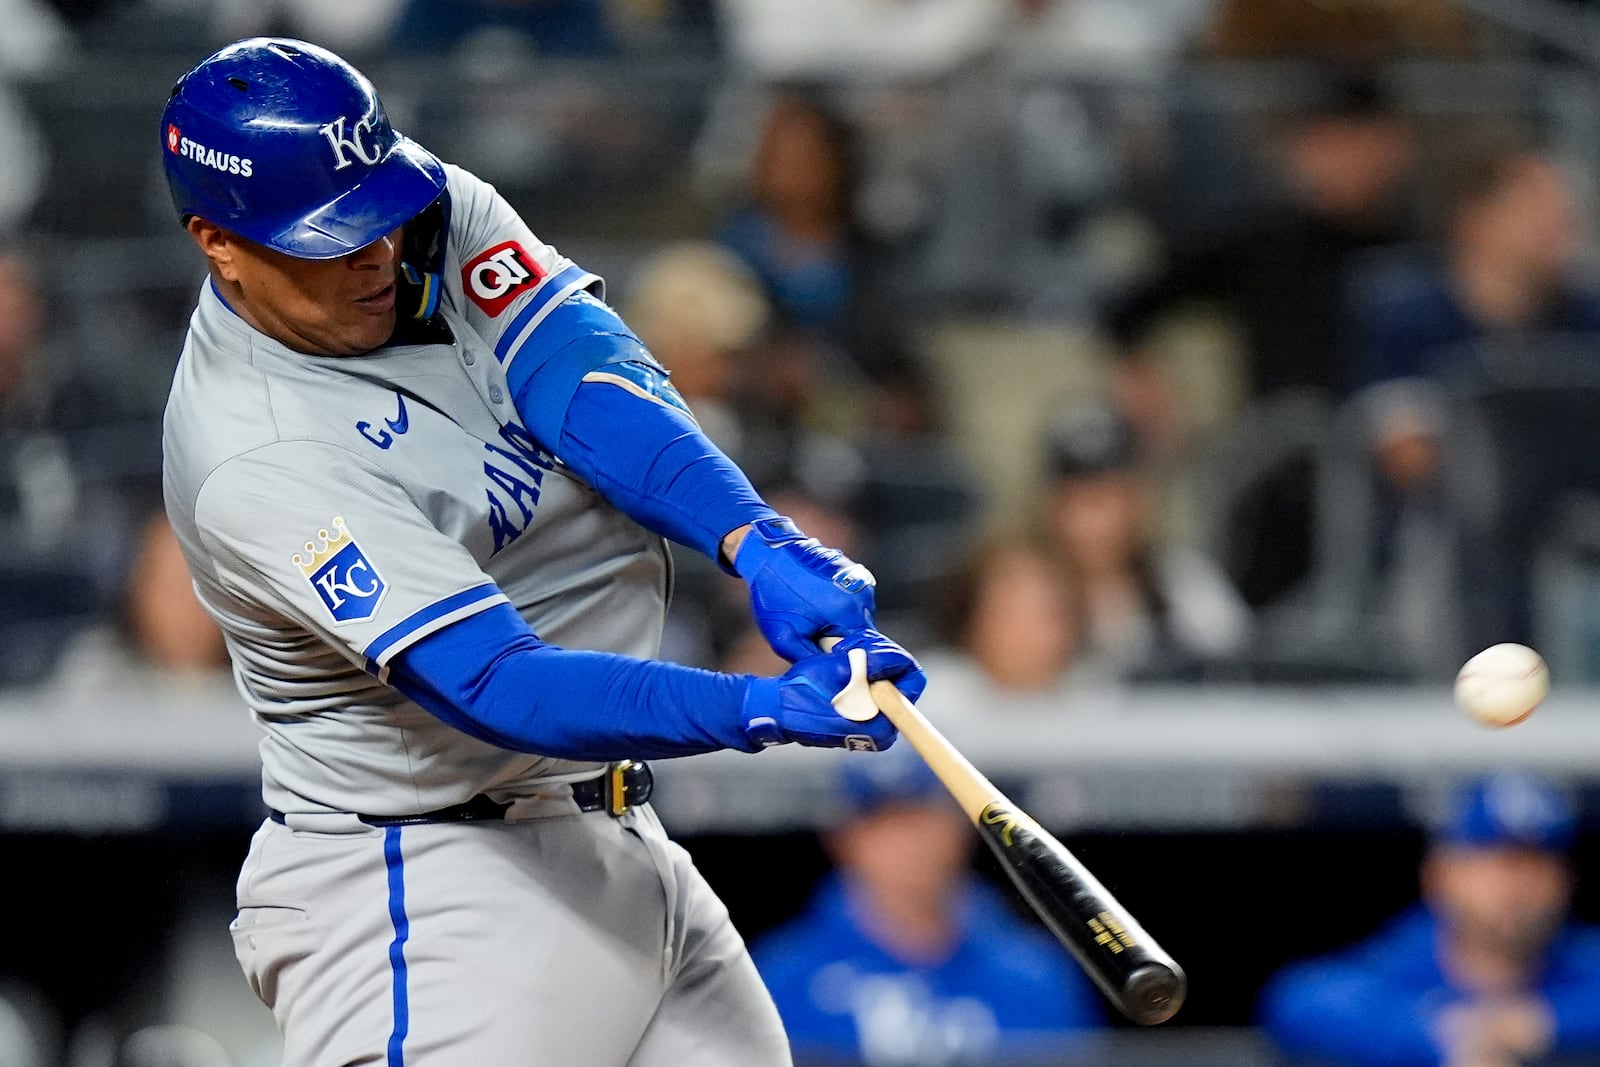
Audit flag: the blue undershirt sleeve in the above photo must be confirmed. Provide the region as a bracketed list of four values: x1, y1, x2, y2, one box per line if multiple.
[388, 602, 759, 760]
[499, 291, 776, 562]
[558, 377, 777, 562]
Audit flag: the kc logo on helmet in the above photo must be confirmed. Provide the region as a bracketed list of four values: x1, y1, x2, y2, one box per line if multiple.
[320, 114, 385, 171]
[462, 241, 545, 317]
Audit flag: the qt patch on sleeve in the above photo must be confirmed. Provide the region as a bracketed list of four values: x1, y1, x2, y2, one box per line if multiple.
[462, 240, 545, 317]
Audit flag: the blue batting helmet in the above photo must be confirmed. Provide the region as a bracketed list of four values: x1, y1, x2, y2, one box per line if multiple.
[160, 38, 446, 260]
[1436, 771, 1576, 853]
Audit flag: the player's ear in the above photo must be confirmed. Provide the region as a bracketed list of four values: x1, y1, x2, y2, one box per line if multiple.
[186, 217, 240, 281]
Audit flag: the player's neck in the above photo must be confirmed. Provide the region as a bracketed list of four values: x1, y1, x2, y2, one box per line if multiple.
[1452, 250, 1553, 329]
[1441, 933, 1540, 995]
[849, 881, 960, 965]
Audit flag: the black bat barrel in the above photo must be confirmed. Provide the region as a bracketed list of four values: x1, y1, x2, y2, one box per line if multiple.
[976, 802, 1186, 1025]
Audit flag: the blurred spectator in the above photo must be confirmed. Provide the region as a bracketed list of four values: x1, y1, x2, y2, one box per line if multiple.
[622, 240, 770, 460]
[0, 251, 190, 684]
[0, 250, 101, 683]
[390, 0, 618, 56]
[999, 0, 1214, 77]
[853, 350, 981, 623]
[1261, 771, 1600, 1067]
[125, 512, 228, 673]
[912, 534, 1103, 728]
[1357, 144, 1597, 396]
[715, 91, 890, 362]
[1202, 0, 1479, 60]
[48, 512, 229, 694]
[0, 982, 57, 1067]
[715, 0, 1001, 81]
[1135, 72, 1418, 403]
[201, 0, 406, 56]
[1123, 71, 1418, 607]
[1351, 142, 1600, 652]
[752, 746, 1102, 1067]
[0, 0, 73, 77]
[0, 0, 60, 232]
[1042, 401, 1249, 677]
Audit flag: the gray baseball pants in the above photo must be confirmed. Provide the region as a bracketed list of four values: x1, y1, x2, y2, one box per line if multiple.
[229, 798, 791, 1066]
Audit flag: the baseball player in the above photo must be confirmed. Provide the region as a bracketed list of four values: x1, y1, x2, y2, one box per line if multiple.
[158, 38, 925, 1066]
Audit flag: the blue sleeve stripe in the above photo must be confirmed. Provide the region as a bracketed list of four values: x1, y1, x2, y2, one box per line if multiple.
[495, 265, 596, 366]
[363, 583, 509, 674]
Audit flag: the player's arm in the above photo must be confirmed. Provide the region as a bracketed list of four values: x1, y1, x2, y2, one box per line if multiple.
[192, 440, 919, 759]
[385, 605, 924, 759]
[503, 291, 879, 660]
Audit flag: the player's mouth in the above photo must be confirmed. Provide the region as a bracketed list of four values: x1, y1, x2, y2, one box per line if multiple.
[355, 281, 396, 313]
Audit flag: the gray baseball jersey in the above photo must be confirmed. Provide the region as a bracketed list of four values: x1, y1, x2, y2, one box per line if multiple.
[164, 163, 670, 816]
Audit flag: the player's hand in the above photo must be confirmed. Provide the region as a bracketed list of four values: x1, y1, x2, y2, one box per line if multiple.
[740, 630, 924, 751]
[733, 516, 876, 662]
[1437, 997, 1554, 1067]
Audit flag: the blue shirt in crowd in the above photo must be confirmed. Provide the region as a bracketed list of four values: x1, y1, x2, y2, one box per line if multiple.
[717, 210, 853, 335]
[1260, 906, 1600, 1067]
[752, 875, 1101, 1067]
[1354, 260, 1600, 389]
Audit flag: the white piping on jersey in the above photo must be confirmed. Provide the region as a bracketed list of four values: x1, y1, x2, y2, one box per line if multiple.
[371, 591, 511, 682]
[497, 270, 601, 375]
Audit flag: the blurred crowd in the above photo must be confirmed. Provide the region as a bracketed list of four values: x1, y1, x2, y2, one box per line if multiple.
[5, 0, 1600, 699]
[4, 0, 1600, 1064]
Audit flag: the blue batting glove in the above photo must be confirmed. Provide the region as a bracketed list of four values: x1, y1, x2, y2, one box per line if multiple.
[734, 516, 877, 662]
[740, 629, 925, 751]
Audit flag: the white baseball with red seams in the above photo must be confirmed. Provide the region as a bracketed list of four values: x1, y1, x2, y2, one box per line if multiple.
[1454, 643, 1550, 727]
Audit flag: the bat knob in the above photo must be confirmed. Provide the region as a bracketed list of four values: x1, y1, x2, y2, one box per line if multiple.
[1122, 962, 1187, 1026]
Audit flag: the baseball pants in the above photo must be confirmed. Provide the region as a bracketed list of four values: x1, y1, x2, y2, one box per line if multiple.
[229, 798, 792, 1066]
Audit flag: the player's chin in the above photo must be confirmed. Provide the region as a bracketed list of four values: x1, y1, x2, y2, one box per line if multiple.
[332, 309, 398, 356]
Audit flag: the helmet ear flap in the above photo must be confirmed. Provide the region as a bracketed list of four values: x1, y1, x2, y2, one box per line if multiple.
[399, 263, 441, 321]
[397, 194, 450, 322]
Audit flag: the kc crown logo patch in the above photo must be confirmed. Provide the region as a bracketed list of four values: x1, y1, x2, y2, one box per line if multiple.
[293, 517, 387, 624]
[462, 241, 543, 316]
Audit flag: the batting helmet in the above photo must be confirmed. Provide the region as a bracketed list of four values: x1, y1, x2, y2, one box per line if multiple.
[160, 38, 446, 260]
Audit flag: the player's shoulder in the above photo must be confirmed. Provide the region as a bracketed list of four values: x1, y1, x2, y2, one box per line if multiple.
[959, 883, 1080, 980]
[1551, 921, 1600, 976]
[750, 878, 858, 971]
[164, 296, 400, 518]
[164, 308, 281, 500]
[1265, 907, 1438, 1000]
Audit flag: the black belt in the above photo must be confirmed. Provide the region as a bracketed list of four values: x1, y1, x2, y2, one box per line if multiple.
[269, 761, 652, 827]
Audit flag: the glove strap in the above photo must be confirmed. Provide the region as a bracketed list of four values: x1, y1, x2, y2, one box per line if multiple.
[740, 676, 789, 749]
[732, 515, 806, 579]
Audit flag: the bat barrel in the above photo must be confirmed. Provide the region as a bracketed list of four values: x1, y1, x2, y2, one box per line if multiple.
[1122, 962, 1187, 1026]
[976, 802, 1187, 1025]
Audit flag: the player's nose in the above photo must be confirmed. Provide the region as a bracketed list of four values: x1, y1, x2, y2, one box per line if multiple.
[347, 231, 400, 270]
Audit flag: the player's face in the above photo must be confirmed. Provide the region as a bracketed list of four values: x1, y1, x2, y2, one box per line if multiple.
[188, 220, 403, 357]
[1425, 846, 1570, 959]
[829, 802, 972, 908]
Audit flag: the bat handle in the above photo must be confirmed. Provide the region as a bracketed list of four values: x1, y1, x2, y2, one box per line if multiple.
[819, 635, 1007, 823]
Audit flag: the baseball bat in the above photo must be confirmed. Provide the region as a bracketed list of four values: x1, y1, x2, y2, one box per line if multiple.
[823, 640, 1187, 1025]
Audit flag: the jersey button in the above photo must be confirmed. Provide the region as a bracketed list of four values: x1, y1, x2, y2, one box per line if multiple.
[489, 385, 504, 403]
[462, 351, 476, 366]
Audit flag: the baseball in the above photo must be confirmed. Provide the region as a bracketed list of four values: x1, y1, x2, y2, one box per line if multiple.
[1454, 643, 1549, 727]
